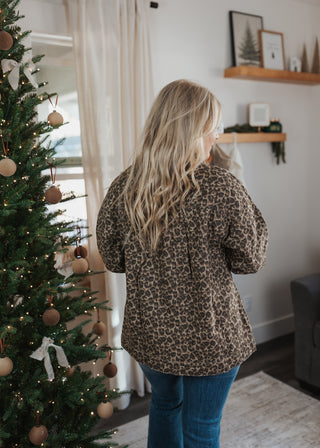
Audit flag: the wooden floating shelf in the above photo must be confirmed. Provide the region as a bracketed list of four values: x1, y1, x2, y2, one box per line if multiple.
[224, 66, 320, 85]
[218, 133, 287, 144]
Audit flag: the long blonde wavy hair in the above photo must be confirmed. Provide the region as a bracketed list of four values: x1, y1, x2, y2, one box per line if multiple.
[122, 79, 221, 251]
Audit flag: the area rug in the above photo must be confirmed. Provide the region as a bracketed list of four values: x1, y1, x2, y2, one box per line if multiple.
[108, 371, 320, 448]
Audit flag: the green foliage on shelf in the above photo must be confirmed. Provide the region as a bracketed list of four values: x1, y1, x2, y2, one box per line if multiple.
[224, 123, 286, 165]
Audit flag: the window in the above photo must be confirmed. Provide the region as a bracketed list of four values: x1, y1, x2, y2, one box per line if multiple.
[32, 34, 87, 225]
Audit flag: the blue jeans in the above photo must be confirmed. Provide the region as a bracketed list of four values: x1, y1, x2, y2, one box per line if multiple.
[140, 363, 239, 448]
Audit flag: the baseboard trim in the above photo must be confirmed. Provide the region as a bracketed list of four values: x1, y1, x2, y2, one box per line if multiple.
[252, 313, 294, 345]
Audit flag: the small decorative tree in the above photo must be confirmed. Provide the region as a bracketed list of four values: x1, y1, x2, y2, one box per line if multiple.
[311, 37, 320, 74]
[301, 43, 309, 72]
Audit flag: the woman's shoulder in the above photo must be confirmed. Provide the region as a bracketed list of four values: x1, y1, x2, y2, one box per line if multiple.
[107, 166, 132, 195]
[194, 163, 251, 209]
[196, 163, 241, 189]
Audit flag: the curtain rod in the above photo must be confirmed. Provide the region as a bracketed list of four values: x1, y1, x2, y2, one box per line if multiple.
[150, 2, 159, 8]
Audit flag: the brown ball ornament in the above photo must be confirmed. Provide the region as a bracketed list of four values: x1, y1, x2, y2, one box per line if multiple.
[48, 110, 64, 126]
[0, 356, 13, 376]
[42, 308, 60, 326]
[74, 245, 88, 258]
[103, 362, 117, 378]
[97, 401, 113, 419]
[72, 257, 88, 274]
[66, 366, 75, 377]
[92, 321, 106, 336]
[45, 185, 62, 204]
[28, 425, 48, 445]
[0, 157, 17, 177]
[0, 30, 13, 51]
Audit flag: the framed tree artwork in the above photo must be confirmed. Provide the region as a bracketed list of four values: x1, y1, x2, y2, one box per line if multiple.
[229, 11, 264, 67]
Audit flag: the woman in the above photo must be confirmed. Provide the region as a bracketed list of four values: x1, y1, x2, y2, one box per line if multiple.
[96, 79, 268, 448]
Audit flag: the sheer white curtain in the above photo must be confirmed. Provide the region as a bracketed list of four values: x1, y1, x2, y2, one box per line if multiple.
[64, 0, 154, 408]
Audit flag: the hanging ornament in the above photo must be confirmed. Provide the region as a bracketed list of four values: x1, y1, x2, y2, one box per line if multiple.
[74, 244, 88, 259]
[45, 162, 62, 204]
[0, 157, 16, 176]
[29, 411, 48, 446]
[0, 136, 16, 177]
[0, 356, 13, 376]
[0, 30, 13, 51]
[29, 425, 48, 445]
[103, 351, 117, 378]
[92, 309, 106, 335]
[72, 257, 88, 274]
[42, 295, 60, 326]
[74, 227, 88, 258]
[0, 339, 13, 376]
[93, 321, 106, 336]
[97, 401, 113, 419]
[66, 366, 75, 377]
[47, 94, 64, 126]
[72, 227, 89, 273]
[45, 185, 62, 204]
[0, 12, 13, 51]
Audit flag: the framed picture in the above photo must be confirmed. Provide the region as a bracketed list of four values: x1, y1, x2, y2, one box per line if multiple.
[229, 11, 263, 67]
[259, 30, 285, 70]
[249, 103, 270, 127]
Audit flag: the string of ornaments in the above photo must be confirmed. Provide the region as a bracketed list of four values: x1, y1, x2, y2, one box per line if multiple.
[72, 229, 89, 275]
[0, 93, 64, 179]
[92, 309, 118, 419]
[92, 308, 118, 379]
[92, 308, 118, 378]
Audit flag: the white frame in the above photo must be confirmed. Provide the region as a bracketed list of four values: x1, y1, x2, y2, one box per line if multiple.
[259, 30, 285, 70]
[249, 103, 270, 127]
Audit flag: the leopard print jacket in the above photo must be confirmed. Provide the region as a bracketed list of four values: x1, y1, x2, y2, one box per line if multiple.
[96, 163, 268, 376]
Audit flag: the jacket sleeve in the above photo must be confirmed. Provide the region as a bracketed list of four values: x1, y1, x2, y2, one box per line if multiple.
[222, 175, 268, 274]
[96, 180, 126, 273]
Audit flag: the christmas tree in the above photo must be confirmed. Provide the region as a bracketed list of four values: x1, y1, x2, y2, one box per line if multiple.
[238, 22, 260, 66]
[0, 1, 125, 447]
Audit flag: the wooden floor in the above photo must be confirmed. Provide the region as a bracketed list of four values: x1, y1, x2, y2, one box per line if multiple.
[97, 333, 320, 432]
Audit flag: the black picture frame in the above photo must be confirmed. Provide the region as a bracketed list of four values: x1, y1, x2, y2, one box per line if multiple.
[229, 11, 264, 67]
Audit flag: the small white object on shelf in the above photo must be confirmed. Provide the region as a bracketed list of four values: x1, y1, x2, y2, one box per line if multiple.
[249, 103, 270, 127]
[290, 56, 302, 72]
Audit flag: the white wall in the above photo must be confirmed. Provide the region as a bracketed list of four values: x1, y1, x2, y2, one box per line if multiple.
[148, 0, 320, 343]
[19, 0, 320, 344]
[19, 0, 69, 36]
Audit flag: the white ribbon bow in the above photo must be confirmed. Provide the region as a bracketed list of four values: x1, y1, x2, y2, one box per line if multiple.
[30, 336, 69, 381]
[1, 58, 39, 91]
